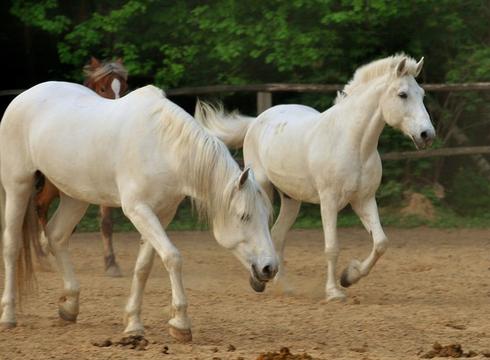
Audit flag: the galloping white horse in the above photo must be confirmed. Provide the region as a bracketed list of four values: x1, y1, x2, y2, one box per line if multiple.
[0, 82, 278, 341]
[195, 54, 435, 301]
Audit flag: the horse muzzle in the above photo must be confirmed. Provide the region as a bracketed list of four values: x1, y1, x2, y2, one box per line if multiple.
[249, 263, 278, 293]
[412, 129, 435, 150]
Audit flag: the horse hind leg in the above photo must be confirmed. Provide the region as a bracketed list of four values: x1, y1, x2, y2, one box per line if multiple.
[44, 194, 88, 323]
[341, 197, 388, 288]
[100, 206, 122, 277]
[271, 191, 301, 294]
[1, 179, 35, 328]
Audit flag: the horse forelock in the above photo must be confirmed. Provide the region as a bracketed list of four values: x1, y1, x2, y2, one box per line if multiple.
[335, 53, 419, 103]
[156, 99, 271, 226]
[83, 61, 128, 84]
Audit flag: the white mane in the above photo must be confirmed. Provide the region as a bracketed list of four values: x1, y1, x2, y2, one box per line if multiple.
[335, 54, 420, 104]
[155, 94, 271, 225]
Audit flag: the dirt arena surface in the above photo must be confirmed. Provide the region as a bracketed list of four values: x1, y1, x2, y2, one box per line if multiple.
[0, 228, 489, 359]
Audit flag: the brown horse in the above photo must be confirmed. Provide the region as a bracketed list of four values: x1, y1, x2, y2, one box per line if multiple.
[34, 57, 128, 277]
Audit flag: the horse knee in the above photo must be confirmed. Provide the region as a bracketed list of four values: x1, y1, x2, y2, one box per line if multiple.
[134, 261, 152, 280]
[375, 237, 388, 254]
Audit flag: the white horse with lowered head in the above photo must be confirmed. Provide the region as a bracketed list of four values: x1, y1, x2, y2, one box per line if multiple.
[195, 54, 435, 301]
[0, 82, 278, 342]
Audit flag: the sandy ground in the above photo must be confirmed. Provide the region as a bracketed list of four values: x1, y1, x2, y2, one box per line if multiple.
[0, 228, 489, 359]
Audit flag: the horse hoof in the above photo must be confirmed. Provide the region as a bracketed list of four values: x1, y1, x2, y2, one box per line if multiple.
[124, 327, 144, 336]
[168, 325, 192, 343]
[340, 269, 353, 288]
[58, 308, 77, 323]
[0, 321, 16, 330]
[105, 264, 123, 278]
[340, 260, 362, 288]
[326, 289, 347, 302]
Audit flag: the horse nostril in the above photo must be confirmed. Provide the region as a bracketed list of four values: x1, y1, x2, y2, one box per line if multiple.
[262, 265, 272, 277]
[420, 131, 428, 140]
[261, 264, 277, 279]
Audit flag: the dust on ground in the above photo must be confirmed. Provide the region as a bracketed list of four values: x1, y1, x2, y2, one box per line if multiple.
[0, 228, 489, 359]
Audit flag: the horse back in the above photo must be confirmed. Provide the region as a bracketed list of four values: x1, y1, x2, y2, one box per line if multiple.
[0, 82, 170, 206]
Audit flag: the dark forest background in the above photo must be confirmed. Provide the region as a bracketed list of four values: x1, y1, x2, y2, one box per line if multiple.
[1, 0, 489, 229]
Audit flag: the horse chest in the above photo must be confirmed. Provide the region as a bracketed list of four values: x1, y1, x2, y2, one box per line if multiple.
[334, 160, 381, 204]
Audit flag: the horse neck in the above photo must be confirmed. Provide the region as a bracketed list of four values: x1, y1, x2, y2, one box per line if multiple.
[338, 80, 387, 161]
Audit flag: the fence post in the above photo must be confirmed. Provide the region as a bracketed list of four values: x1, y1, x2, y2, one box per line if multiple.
[257, 91, 272, 115]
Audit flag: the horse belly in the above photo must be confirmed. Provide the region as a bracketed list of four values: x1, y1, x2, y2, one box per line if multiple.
[47, 172, 120, 206]
[257, 124, 319, 203]
[268, 171, 319, 203]
[29, 118, 122, 206]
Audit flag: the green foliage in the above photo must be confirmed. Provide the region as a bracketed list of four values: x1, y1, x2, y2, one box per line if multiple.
[446, 168, 490, 215]
[377, 179, 404, 206]
[10, 0, 489, 87]
[11, 0, 70, 34]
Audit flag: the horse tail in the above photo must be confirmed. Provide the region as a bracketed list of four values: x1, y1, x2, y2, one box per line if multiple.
[194, 100, 254, 149]
[17, 188, 41, 302]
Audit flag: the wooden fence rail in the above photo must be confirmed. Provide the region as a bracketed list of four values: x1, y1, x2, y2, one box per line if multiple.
[381, 146, 490, 161]
[165, 82, 490, 95]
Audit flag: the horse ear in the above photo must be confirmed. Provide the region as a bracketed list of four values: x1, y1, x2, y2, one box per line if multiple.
[90, 57, 101, 69]
[395, 58, 407, 77]
[415, 57, 424, 77]
[237, 167, 251, 190]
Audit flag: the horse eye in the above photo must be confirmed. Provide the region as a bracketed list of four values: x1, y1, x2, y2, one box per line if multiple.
[100, 87, 105, 92]
[398, 92, 407, 99]
[240, 214, 251, 222]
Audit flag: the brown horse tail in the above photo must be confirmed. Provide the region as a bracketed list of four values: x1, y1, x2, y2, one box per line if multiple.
[16, 189, 41, 303]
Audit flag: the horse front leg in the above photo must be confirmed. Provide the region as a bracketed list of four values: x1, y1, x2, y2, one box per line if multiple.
[320, 194, 346, 301]
[271, 191, 301, 293]
[122, 201, 191, 342]
[341, 197, 388, 287]
[124, 238, 155, 334]
[100, 206, 122, 277]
